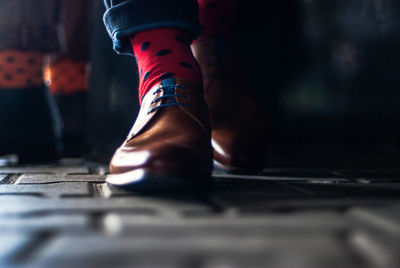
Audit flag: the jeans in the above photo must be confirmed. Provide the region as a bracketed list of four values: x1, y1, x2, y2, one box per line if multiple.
[103, 0, 201, 56]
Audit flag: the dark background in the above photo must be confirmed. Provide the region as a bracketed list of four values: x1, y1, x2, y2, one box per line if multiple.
[86, 0, 400, 168]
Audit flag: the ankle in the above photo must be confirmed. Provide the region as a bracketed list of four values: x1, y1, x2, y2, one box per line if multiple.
[129, 28, 202, 103]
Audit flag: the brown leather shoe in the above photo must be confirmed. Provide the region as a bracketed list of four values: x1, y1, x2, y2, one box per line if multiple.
[192, 36, 267, 174]
[107, 77, 213, 190]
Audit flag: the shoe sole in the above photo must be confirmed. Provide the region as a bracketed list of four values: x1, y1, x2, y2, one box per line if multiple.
[106, 169, 213, 192]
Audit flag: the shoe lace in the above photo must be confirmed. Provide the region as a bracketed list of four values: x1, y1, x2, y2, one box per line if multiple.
[148, 84, 191, 114]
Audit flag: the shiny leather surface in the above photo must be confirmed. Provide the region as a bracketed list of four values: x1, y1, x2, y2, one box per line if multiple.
[108, 78, 213, 189]
[192, 36, 267, 173]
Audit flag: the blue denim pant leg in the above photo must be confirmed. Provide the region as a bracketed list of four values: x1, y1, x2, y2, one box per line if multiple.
[103, 0, 201, 56]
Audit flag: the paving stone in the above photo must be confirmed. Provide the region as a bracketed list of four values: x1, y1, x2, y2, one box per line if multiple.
[260, 168, 340, 178]
[33, 234, 358, 268]
[92, 183, 133, 197]
[30, 255, 192, 268]
[211, 193, 398, 213]
[17, 174, 105, 184]
[350, 230, 400, 268]
[213, 173, 313, 182]
[0, 165, 89, 175]
[0, 234, 31, 262]
[92, 183, 208, 200]
[0, 214, 89, 232]
[0, 174, 7, 183]
[0, 195, 212, 217]
[88, 165, 109, 175]
[305, 178, 354, 184]
[102, 211, 350, 236]
[0, 182, 91, 198]
[335, 169, 400, 180]
[347, 205, 400, 234]
[208, 178, 400, 212]
[31, 258, 184, 268]
[1, 162, 400, 267]
[211, 179, 303, 197]
[215, 173, 354, 185]
[281, 182, 400, 198]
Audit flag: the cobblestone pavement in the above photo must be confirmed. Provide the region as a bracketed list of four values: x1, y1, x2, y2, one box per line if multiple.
[0, 159, 399, 268]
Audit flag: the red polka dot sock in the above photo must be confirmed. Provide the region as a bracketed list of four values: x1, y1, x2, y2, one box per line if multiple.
[44, 59, 88, 95]
[0, 50, 44, 89]
[196, 0, 239, 37]
[130, 28, 202, 104]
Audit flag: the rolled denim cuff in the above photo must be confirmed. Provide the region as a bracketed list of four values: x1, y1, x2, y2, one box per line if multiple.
[103, 0, 201, 56]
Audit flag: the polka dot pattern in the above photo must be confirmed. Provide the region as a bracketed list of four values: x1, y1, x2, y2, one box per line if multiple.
[156, 49, 172, 56]
[141, 42, 150, 51]
[143, 71, 152, 81]
[130, 28, 202, 104]
[159, 72, 175, 80]
[0, 50, 44, 88]
[28, 58, 36, 65]
[45, 59, 88, 95]
[179, 62, 194, 69]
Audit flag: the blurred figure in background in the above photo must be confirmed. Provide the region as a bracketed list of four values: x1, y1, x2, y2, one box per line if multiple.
[0, 0, 92, 162]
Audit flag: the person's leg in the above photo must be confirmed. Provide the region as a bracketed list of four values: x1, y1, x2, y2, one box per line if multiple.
[0, 0, 61, 89]
[46, 0, 92, 97]
[45, 0, 93, 157]
[103, 0, 212, 190]
[0, 0, 63, 162]
[45, 55, 89, 157]
[192, 0, 267, 174]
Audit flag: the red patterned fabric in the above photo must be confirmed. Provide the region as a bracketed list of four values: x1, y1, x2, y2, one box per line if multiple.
[130, 28, 202, 103]
[0, 50, 43, 88]
[45, 59, 88, 95]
